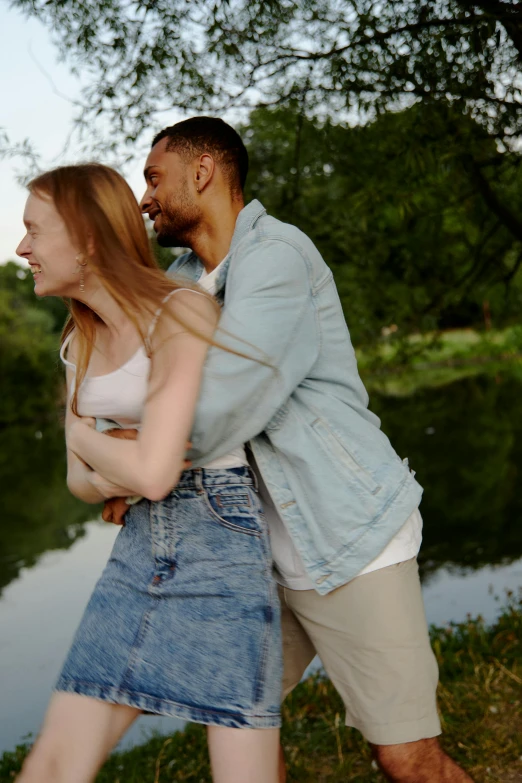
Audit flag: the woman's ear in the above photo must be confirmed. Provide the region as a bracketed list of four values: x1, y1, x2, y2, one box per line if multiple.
[87, 235, 96, 258]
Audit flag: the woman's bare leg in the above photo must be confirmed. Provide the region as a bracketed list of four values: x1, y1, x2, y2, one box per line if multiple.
[16, 692, 140, 783]
[207, 726, 280, 783]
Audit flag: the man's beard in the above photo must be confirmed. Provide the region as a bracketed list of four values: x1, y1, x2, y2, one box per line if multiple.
[155, 189, 201, 248]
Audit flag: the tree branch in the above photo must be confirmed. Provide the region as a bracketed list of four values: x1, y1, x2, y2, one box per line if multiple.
[468, 158, 522, 243]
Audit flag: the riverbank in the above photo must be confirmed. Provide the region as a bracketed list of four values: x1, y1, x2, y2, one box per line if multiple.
[1, 601, 520, 782]
[357, 325, 522, 394]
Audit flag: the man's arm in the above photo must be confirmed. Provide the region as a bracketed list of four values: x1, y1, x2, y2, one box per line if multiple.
[186, 238, 320, 465]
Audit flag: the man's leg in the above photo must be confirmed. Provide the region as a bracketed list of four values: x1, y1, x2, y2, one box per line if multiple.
[281, 559, 473, 783]
[372, 738, 473, 782]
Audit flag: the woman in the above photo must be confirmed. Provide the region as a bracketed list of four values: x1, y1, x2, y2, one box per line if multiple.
[15, 163, 282, 783]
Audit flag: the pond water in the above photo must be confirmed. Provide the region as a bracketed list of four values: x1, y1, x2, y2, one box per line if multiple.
[1, 368, 521, 755]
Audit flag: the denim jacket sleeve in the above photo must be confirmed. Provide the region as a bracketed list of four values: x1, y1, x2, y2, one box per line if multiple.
[188, 238, 319, 465]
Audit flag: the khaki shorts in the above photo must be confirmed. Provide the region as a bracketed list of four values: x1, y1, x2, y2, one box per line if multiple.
[280, 557, 441, 746]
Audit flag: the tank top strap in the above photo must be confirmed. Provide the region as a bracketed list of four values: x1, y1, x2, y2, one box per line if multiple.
[144, 287, 208, 353]
[60, 331, 76, 369]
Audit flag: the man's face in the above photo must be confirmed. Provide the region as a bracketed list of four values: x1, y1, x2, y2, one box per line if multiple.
[140, 138, 202, 248]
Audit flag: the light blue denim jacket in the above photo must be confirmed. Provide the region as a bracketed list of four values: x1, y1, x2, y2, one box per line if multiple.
[163, 200, 423, 595]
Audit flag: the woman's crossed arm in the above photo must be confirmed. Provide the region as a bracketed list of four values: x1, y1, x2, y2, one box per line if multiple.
[67, 290, 218, 502]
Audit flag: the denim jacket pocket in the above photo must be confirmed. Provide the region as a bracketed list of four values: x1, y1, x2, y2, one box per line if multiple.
[311, 418, 382, 495]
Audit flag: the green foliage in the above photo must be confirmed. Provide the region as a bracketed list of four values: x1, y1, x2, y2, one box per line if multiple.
[357, 326, 522, 381]
[149, 233, 182, 271]
[243, 102, 522, 342]
[5, 4, 522, 334]
[0, 263, 66, 425]
[9, 1, 522, 150]
[0, 261, 68, 333]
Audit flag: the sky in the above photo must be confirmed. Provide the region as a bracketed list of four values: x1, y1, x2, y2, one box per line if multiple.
[0, 5, 187, 266]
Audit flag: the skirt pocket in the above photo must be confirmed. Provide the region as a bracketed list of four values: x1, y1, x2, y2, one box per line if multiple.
[203, 485, 262, 537]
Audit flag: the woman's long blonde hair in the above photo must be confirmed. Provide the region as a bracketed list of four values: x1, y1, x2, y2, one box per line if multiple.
[28, 163, 219, 415]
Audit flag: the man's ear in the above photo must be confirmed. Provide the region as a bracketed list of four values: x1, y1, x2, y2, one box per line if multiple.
[195, 153, 215, 193]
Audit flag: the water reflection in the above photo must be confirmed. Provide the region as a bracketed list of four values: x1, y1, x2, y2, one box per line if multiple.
[1, 367, 521, 755]
[2, 370, 521, 597]
[0, 521, 184, 756]
[371, 369, 522, 576]
[0, 422, 96, 594]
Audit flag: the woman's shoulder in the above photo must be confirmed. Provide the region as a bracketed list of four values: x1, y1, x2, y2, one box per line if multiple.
[152, 286, 219, 343]
[60, 328, 79, 368]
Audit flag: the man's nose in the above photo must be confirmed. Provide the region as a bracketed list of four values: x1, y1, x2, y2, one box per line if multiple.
[16, 235, 31, 258]
[140, 191, 152, 213]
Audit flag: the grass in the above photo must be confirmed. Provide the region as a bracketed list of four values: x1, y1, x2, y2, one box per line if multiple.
[357, 325, 522, 395]
[1, 600, 521, 782]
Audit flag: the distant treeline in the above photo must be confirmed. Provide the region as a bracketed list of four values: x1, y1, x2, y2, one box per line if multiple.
[2, 99, 522, 424]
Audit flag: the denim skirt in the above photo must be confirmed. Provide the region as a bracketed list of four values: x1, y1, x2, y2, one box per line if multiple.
[55, 467, 282, 729]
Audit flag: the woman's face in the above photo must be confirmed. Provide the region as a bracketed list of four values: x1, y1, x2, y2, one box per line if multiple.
[16, 193, 83, 298]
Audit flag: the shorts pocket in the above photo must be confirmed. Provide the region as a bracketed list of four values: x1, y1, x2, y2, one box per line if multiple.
[203, 485, 262, 537]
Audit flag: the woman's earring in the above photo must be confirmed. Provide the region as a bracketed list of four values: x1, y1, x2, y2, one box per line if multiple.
[76, 253, 87, 292]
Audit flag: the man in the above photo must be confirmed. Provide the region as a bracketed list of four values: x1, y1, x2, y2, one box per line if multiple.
[105, 116, 473, 782]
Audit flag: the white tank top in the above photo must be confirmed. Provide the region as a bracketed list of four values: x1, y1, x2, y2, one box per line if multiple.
[60, 286, 248, 469]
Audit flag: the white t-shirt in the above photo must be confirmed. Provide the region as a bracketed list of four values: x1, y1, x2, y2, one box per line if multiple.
[250, 452, 423, 591]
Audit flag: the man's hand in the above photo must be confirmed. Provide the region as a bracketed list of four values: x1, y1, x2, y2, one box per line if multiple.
[100, 428, 192, 526]
[100, 428, 138, 525]
[103, 427, 139, 441]
[102, 496, 133, 526]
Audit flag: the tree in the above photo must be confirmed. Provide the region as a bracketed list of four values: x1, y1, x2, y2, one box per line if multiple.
[10, 1, 522, 290]
[0, 263, 66, 425]
[11, 1, 522, 147]
[0, 262, 68, 334]
[242, 102, 522, 341]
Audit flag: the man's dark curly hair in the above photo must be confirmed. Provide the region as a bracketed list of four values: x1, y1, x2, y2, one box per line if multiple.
[152, 116, 249, 196]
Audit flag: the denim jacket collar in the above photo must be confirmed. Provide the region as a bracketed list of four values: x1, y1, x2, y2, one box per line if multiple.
[228, 199, 267, 252]
[169, 200, 267, 302]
